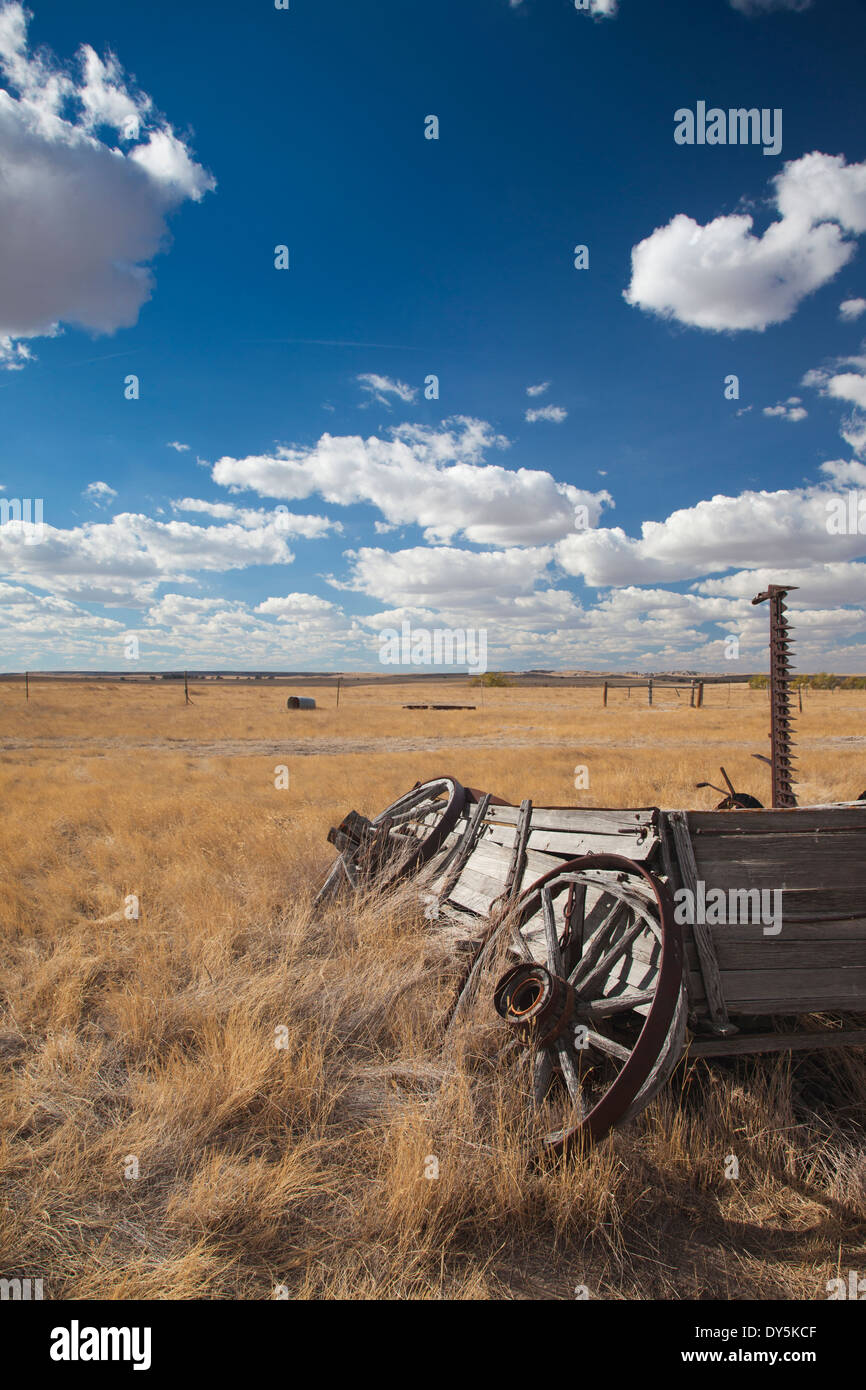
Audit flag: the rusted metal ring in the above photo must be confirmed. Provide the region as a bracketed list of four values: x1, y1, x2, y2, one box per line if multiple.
[376, 776, 467, 888]
[494, 963, 576, 1047]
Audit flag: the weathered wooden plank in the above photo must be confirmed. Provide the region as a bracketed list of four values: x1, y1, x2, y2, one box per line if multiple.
[687, 967, 866, 1011]
[689, 806, 866, 836]
[693, 833, 866, 890]
[777, 888, 866, 923]
[668, 810, 734, 1034]
[445, 878, 500, 916]
[502, 798, 533, 904]
[692, 917, 866, 942]
[689, 1028, 866, 1057]
[485, 806, 658, 833]
[480, 822, 658, 862]
[685, 940, 866, 972]
[437, 793, 492, 901]
[452, 838, 569, 885]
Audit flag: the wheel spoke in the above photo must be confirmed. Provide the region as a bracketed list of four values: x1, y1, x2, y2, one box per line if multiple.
[585, 1030, 632, 1064]
[541, 886, 563, 977]
[578, 989, 656, 1018]
[555, 1037, 586, 1116]
[532, 1047, 553, 1106]
[572, 913, 649, 997]
[388, 799, 444, 828]
[567, 897, 629, 986]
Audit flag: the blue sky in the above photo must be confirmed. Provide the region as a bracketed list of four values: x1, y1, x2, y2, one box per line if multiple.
[2, 0, 866, 671]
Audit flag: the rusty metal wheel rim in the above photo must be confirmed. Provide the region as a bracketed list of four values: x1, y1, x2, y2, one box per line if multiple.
[316, 775, 467, 902]
[374, 775, 467, 889]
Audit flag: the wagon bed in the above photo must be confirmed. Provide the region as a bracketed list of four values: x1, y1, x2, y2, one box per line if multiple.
[316, 777, 866, 1149]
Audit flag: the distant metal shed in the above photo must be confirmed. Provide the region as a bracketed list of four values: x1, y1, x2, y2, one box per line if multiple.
[287, 696, 316, 710]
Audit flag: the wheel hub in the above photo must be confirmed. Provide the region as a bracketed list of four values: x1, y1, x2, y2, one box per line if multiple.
[494, 963, 576, 1048]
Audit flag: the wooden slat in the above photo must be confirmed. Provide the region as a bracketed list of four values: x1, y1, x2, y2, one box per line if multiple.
[689, 1028, 866, 1057]
[688, 805, 866, 836]
[686, 940, 866, 972]
[484, 806, 658, 833]
[667, 810, 733, 1034]
[438, 793, 492, 901]
[479, 822, 657, 862]
[687, 967, 866, 1012]
[695, 918, 866, 942]
[693, 833, 866, 890]
[502, 798, 533, 904]
[778, 888, 866, 923]
[448, 838, 568, 886]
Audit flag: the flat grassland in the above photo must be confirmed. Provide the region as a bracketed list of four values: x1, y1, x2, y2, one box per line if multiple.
[1, 679, 865, 1299]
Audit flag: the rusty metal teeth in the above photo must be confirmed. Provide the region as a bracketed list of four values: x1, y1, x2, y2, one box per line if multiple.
[752, 584, 799, 808]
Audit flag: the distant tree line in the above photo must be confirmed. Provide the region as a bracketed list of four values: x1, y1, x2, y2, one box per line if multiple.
[749, 673, 866, 690]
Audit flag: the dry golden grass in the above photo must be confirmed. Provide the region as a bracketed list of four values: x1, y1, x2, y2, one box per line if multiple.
[1, 678, 864, 1299]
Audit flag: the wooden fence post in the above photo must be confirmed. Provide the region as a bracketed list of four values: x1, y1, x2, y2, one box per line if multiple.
[184, 670, 190, 705]
[648, 679, 653, 707]
[697, 681, 704, 708]
[25, 670, 29, 701]
[690, 681, 695, 708]
[336, 677, 342, 709]
[602, 681, 608, 707]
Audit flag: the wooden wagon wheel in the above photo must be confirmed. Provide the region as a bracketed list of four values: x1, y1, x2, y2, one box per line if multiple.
[315, 775, 467, 905]
[490, 855, 686, 1152]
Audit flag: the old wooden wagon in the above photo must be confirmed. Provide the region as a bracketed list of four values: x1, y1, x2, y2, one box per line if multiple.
[314, 590, 866, 1150]
[316, 778, 866, 1150]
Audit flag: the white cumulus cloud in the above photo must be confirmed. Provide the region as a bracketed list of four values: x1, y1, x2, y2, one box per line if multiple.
[556, 480, 866, 589]
[0, 2, 214, 368]
[804, 357, 866, 454]
[211, 417, 611, 546]
[625, 152, 866, 332]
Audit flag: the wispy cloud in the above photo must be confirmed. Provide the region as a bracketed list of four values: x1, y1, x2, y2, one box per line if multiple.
[357, 373, 418, 408]
[525, 404, 568, 423]
[763, 397, 807, 422]
[729, 0, 812, 14]
[840, 298, 866, 322]
[82, 480, 118, 507]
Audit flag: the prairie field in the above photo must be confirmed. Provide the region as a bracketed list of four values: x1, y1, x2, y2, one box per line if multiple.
[1, 677, 865, 1300]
